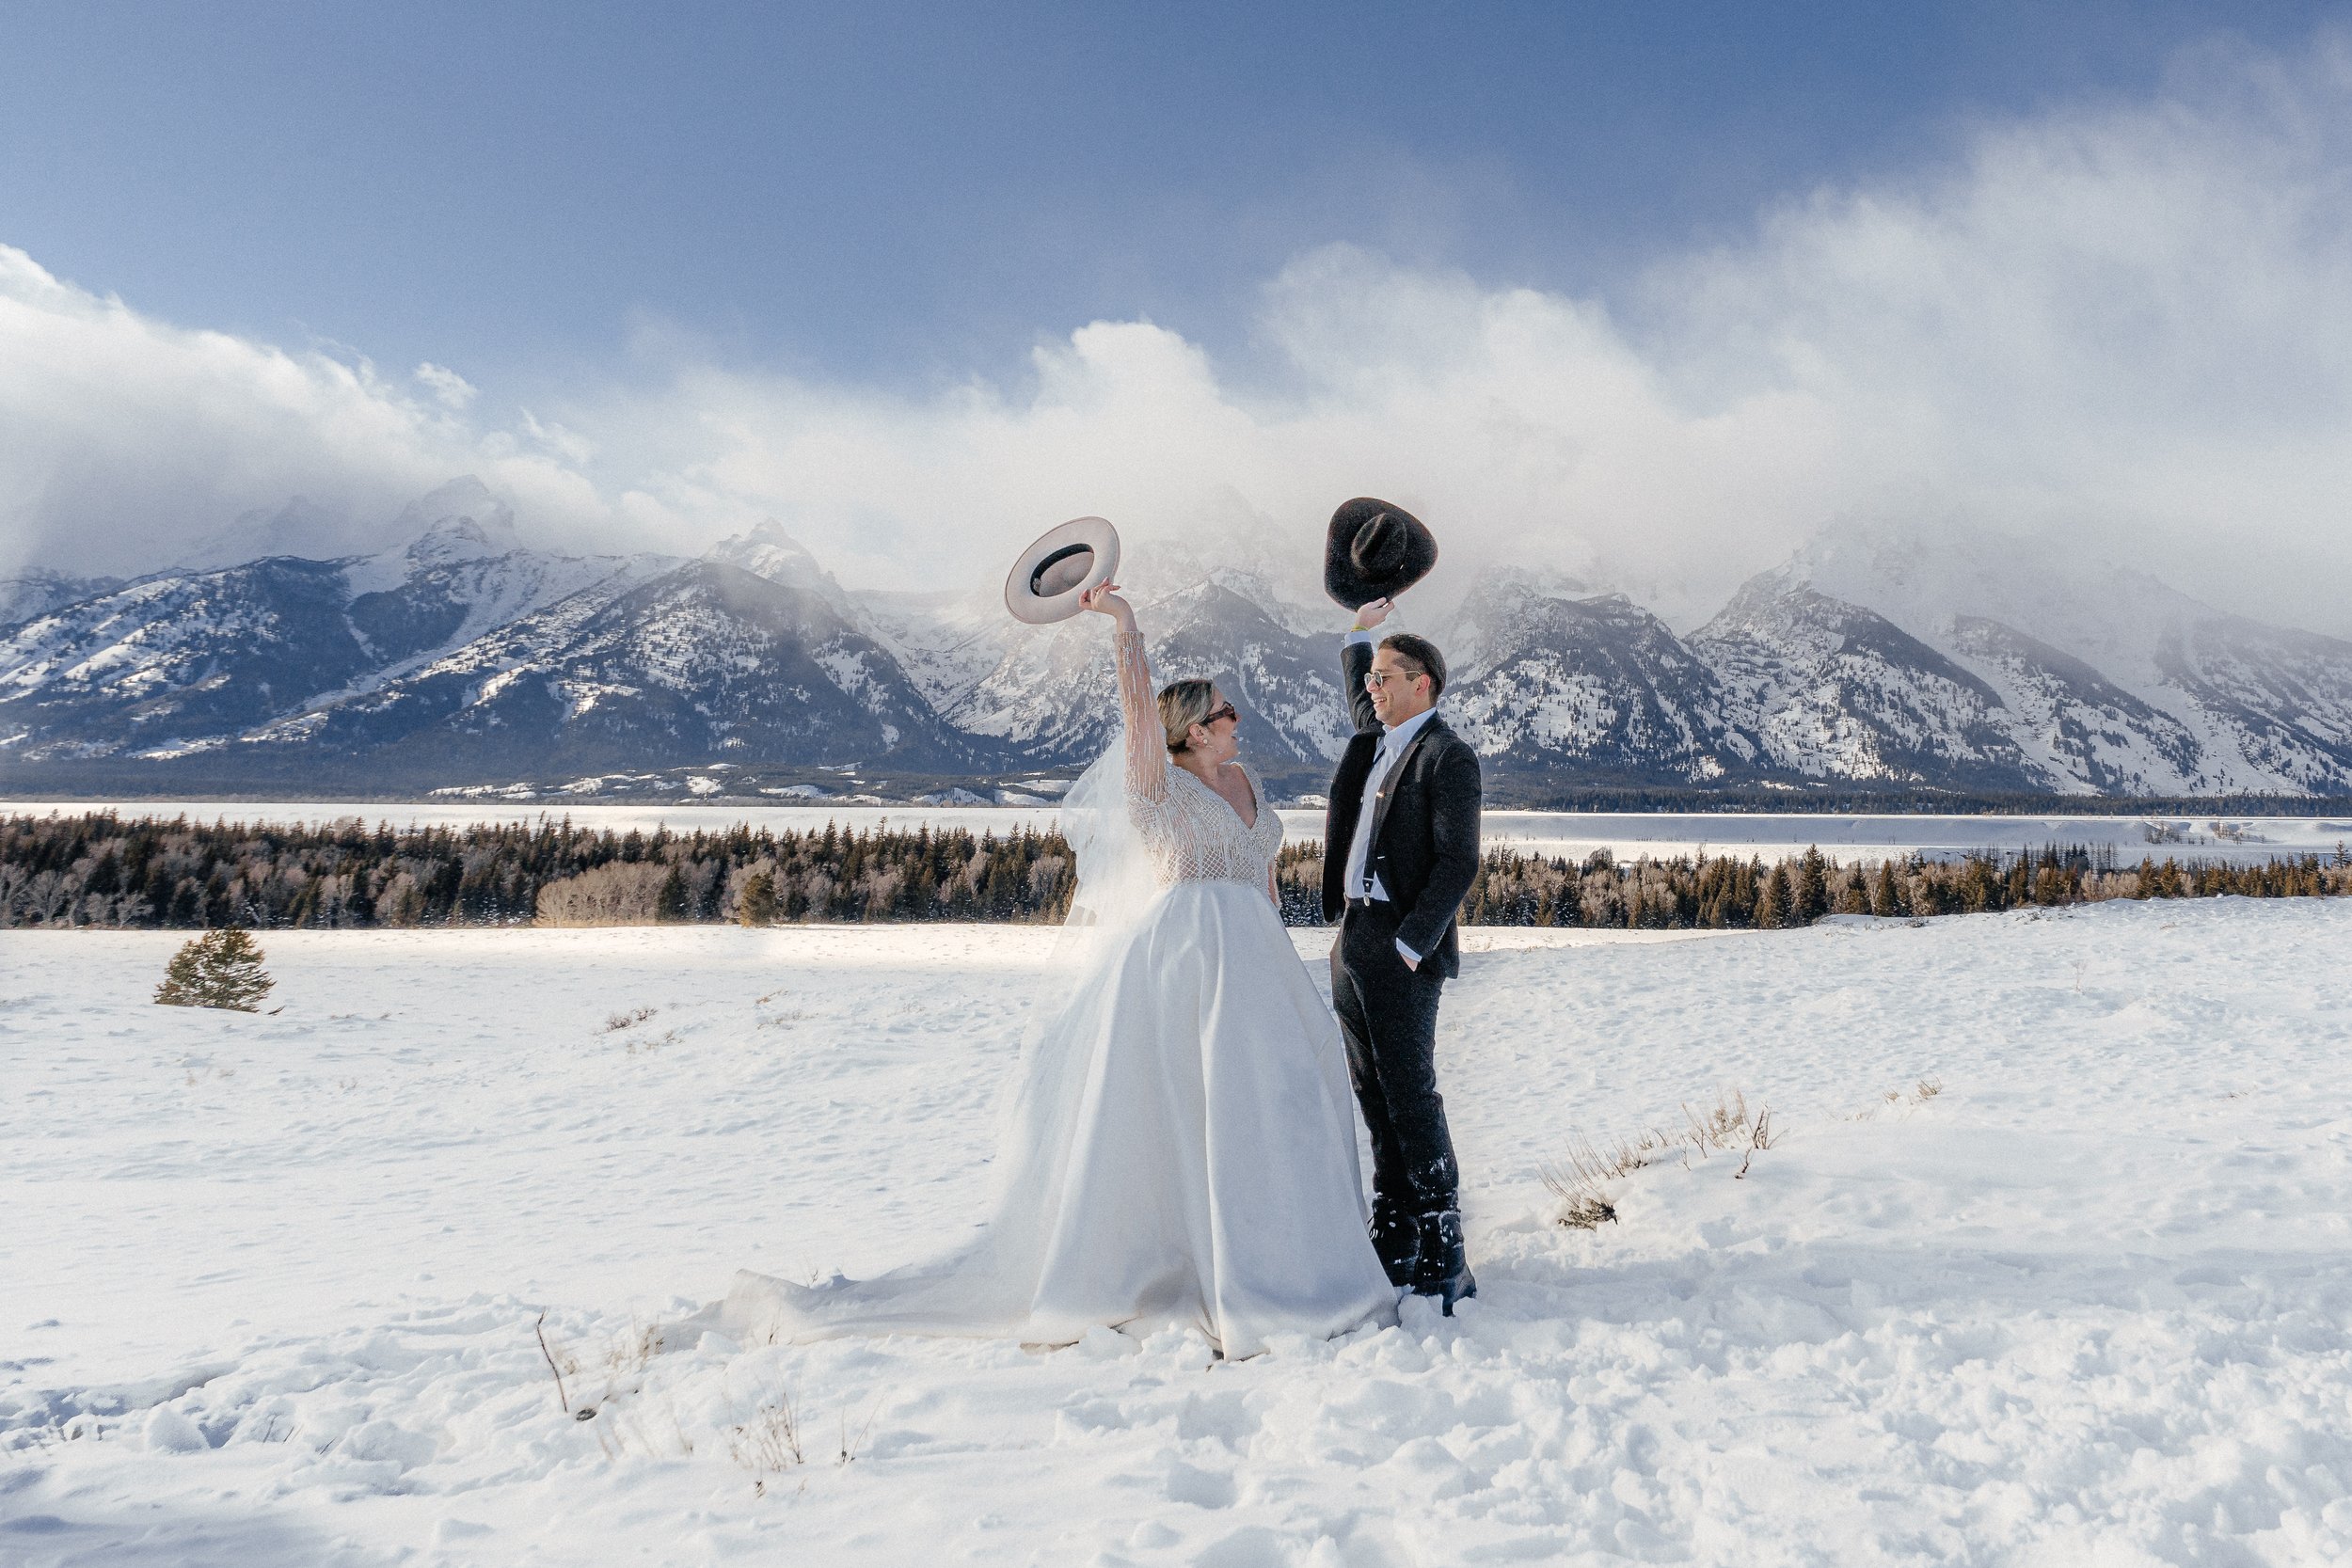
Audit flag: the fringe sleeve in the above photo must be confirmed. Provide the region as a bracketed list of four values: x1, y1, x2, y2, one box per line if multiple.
[1114, 630, 1168, 804]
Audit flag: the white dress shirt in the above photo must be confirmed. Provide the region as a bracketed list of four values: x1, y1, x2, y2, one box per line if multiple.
[1341, 630, 1438, 963]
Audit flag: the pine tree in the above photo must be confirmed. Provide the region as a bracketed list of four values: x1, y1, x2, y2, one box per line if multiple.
[153, 928, 274, 1012]
[1756, 864, 1788, 928]
[656, 864, 690, 923]
[1794, 847, 1828, 924]
[1873, 860, 1902, 917]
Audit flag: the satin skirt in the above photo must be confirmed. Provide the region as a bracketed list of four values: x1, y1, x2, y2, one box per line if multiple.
[720, 879, 1396, 1358]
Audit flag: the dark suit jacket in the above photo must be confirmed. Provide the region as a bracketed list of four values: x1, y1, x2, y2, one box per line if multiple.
[1322, 637, 1484, 977]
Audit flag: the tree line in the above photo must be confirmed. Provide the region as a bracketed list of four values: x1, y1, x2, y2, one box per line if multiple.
[1502, 783, 2352, 816]
[3, 812, 2347, 932]
[1451, 842, 2352, 927]
[0, 813, 1074, 929]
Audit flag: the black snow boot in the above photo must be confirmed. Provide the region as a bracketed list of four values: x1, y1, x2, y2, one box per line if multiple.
[1409, 1209, 1476, 1314]
[1369, 1196, 1420, 1287]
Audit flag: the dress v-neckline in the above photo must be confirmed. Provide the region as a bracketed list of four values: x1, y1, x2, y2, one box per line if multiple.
[1176, 763, 1260, 832]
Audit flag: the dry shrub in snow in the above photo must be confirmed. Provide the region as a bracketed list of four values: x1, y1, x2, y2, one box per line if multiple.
[1542, 1128, 1677, 1228]
[605, 1323, 666, 1377]
[727, 1386, 805, 1494]
[533, 1313, 581, 1416]
[1544, 1087, 1782, 1227]
[152, 928, 274, 1011]
[1684, 1087, 1774, 1158]
[1851, 1078, 1946, 1120]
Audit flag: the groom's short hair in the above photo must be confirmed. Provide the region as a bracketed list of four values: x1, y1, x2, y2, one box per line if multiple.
[1378, 632, 1447, 699]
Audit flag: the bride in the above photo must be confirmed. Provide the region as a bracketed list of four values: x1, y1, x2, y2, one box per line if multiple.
[716, 581, 1395, 1357]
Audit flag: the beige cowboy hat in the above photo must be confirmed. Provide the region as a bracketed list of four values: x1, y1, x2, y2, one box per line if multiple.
[1005, 516, 1121, 625]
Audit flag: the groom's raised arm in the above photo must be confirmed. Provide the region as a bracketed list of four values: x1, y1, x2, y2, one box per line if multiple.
[1340, 632, 1378, 733]
[1396, 743, 1483, 963]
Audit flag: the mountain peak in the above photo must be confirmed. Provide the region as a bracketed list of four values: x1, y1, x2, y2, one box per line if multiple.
[392, 478, 516, 565]
[405, 515, 516, 568]
[1459, 562, 1595, 603]
[706, 520, 842, 588]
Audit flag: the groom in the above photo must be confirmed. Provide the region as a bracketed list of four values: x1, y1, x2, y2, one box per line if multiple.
[1321, 502, 1483, 1312]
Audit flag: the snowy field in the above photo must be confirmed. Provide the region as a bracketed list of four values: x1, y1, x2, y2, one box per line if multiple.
[7, 900, 2352, 1565]
[7, 799, 2346, 866]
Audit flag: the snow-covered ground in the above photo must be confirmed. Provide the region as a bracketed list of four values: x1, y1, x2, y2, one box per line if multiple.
[6, 901, 2352, 1565]
[7, 800, 2345, 865]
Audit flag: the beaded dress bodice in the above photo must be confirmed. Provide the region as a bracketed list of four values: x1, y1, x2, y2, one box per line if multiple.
[1114, 631, 1284, 890]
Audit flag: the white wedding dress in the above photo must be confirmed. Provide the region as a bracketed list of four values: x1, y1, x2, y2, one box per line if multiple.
[718, 629, 1394, 1357]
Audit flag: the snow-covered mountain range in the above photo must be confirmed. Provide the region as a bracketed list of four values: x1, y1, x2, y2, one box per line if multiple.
[5, 481, 2350, 799]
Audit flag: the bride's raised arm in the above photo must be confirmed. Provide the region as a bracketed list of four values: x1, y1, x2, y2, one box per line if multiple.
[1079, 582, 1168, 803]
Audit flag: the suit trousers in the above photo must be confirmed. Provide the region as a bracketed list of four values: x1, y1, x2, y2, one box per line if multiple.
[1328, 899, 1460, 1215]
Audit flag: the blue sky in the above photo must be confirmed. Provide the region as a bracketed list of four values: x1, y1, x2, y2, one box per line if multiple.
[6, 3, 2352, 634]
[4, 1, 2331, 391]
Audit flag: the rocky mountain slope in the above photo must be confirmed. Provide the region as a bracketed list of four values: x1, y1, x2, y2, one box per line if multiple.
[1444, 573, 1755, 784]
[1690, 574, 2040, 791]
[0, 479, 671, 773]
[1762, 528, 2352, 794]
[0, 570, 125, 629]
[275, 550, 989, 781]
[5, 483, 2350, 799]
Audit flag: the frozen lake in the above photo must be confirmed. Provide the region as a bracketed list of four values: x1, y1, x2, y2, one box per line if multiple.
[6, 798, 2348, 865]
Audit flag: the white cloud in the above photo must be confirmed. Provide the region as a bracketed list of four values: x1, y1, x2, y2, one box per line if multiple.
[413, 361, 477, 411]
[1644, 32, 2352, 626]
[551, 32, 2352, 634]
[577, 265, 1847, 619]
[0, 246, 612, 574]
[8, 32, 2352, 637]
[517, 408, 595, 467]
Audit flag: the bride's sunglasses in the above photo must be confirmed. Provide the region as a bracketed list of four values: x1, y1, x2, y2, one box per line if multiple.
[1203, 703, 1238, 726]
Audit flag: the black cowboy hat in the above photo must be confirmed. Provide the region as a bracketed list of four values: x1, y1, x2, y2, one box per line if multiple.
[1323, 498, 1438, 610]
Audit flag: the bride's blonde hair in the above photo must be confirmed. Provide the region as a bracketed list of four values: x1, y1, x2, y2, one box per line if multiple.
[1157, 679, 1217, 753]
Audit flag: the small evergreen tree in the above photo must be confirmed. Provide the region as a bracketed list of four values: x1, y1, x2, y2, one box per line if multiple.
[1794, 847, 1829, 924]
[1756, 863, 1788, 928]
[1873, 860, 1902, 917]
[656, 863, 690, 923]
[154, 927, 274, 1012]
